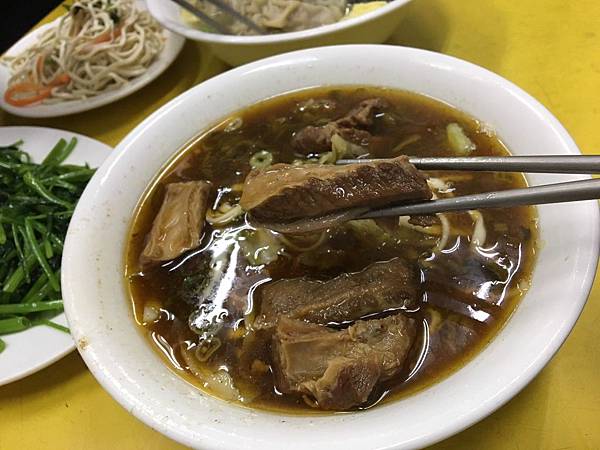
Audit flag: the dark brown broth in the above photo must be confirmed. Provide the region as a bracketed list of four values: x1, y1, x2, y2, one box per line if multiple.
[126, 86, 538, 413]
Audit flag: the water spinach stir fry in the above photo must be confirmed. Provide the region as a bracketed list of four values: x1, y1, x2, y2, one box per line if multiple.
[0, 138, 95, 353]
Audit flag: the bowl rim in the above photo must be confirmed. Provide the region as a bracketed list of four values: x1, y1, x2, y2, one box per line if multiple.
[145, 0, 412, 44]
[62, 44, 600, 450]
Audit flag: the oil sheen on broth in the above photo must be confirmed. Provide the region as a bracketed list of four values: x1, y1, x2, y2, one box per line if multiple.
[126, 86, 538, 413]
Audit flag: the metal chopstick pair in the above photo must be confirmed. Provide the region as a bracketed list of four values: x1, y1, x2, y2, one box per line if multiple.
[337, 155, 600, 174]
[171, 0, 265, 35]
[333, 155, 600, 219]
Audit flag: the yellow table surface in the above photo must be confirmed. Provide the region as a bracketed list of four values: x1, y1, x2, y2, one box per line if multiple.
[1, 0, 599, 448]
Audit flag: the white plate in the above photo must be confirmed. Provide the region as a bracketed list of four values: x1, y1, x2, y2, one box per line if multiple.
[0, 4, 185, 118]
[0, 126, 110, 385]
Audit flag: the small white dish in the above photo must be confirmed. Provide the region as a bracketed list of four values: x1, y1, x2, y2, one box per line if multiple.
[62, 46, 599, 449]
[147, 0, 412, 66]
[0, 5, 185, 118]
[0, 126, 109, 386]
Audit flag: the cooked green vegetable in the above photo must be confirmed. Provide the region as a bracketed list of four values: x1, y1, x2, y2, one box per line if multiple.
[31, 318, 70, 333]
[0, 138, 95, 353]
[0, 317, 31, 334]
[0, 300, 65, 314]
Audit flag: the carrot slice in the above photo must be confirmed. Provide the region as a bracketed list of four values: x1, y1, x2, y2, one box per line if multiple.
[4, 74, 71, 107]
[49, 73, 70, 87]
[92, 26, 122, 44]
[4, 84, 52, 106]
[36, 55, 45, 79]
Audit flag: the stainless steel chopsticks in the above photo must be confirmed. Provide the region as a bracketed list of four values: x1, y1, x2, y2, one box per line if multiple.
[257, 156, 600, 233]
[254, 178, 600, 233]
[172, 0, 229, 34]
[360, 178, 600, 219]
[337, 155, 600, 174]
[172, 0, 265, 35]
[203, 0, 265, 33]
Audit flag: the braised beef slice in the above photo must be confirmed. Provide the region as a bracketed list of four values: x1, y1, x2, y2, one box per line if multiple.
[337, 98, 387, 129]
[253, 258, 419, 330]
[369, 215, 440, 236]
[240, 155, 432, 224]
[408, 214, 440, 227]
[292, 98, 387, 154]
[142, 181, 212, 262]
[291, 123, 336, 154]
[272, 314, 416, 410]
[418, 319, 478, 375]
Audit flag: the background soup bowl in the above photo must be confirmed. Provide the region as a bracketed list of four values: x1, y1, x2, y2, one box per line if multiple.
[146, 0, 413, 66]
[62, 45, 599, 450]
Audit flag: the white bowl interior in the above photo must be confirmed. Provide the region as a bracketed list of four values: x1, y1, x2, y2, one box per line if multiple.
[62, 45, 599, 450]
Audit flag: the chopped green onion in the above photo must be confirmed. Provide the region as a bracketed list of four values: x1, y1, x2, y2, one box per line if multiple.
[249, 150, 274, 169]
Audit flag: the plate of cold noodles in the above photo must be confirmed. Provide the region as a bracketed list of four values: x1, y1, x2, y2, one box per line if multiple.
[0, 0, 185, 118]
[0, 126, 108, 385]
[126, 86, 539, 412]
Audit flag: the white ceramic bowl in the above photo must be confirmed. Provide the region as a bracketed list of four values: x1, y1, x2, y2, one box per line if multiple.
[62, 45, 599, 449]
[146, 0, 412, 66]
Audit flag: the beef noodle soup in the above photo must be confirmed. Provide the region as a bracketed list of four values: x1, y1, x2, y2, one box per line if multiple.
[126, 86, 538, 412]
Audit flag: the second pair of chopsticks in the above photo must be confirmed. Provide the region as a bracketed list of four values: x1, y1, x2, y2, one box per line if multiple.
[172, 0, 265, 35]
